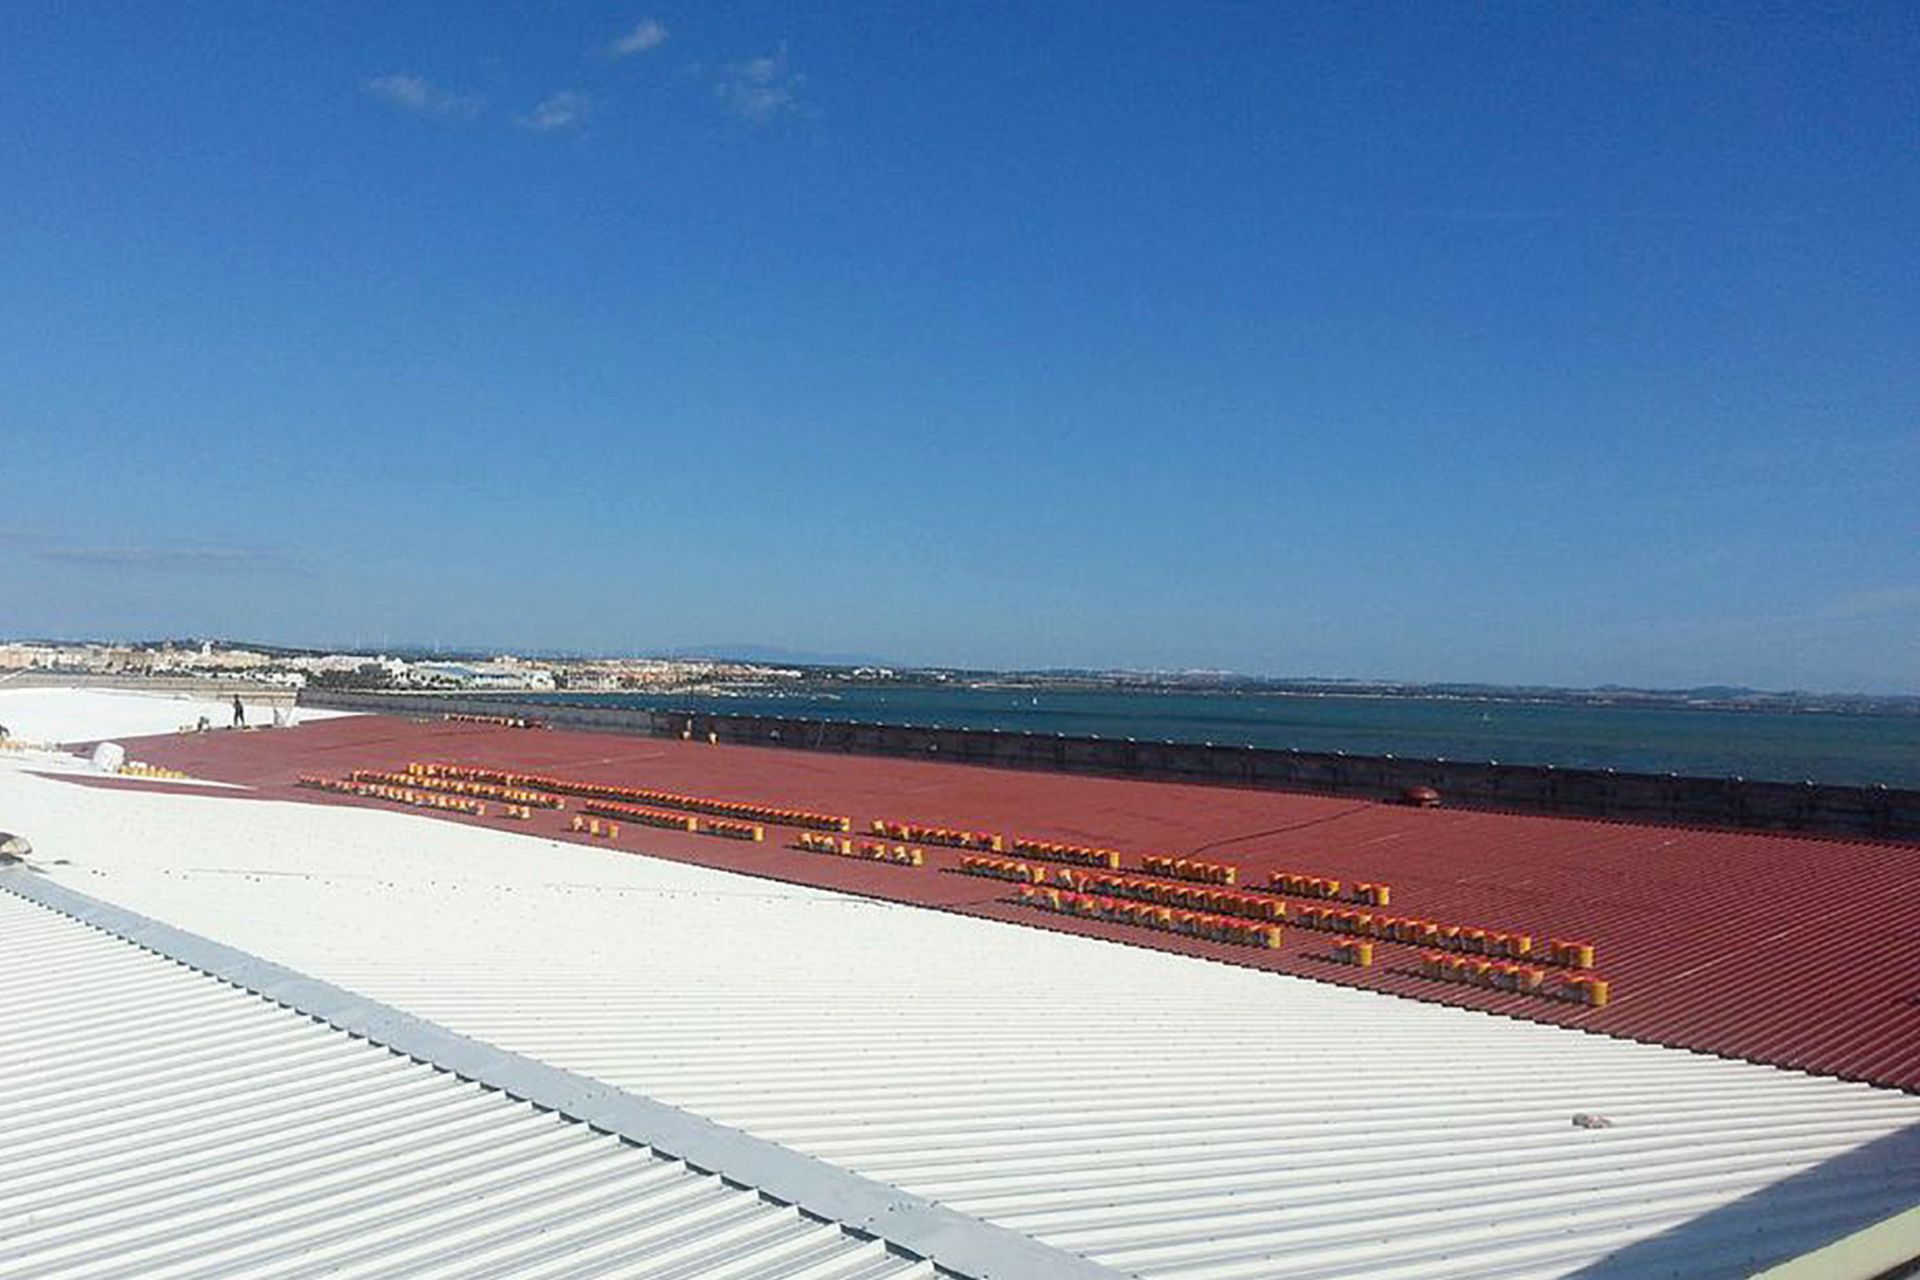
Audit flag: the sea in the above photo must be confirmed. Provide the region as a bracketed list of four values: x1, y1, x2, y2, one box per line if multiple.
[522, 687, 1920, 789]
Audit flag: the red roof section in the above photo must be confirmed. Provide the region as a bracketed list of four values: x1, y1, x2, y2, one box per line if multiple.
[111, 713, 1920, 1092]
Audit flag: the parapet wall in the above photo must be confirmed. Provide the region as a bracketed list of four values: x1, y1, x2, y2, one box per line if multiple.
[4, 673, 299, 704]
[298, 690, 1920, 841]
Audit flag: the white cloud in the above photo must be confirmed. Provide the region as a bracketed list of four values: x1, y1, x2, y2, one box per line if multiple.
[364, 74, 483, 119]
[37, 544, 289, 573]
[610, 18, 669, 56]
[523, 90, 590, 132]
[1826, 585, 1920, 620]
[718, 43, 804, 122]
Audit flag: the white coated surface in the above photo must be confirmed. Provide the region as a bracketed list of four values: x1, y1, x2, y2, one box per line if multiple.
[4, 753, 1919, 1280]
[0, 686, 353, 744]
[0, 888, 929, 1280]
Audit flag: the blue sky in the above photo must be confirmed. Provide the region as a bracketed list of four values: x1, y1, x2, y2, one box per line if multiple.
[2, 3, 1915, 691]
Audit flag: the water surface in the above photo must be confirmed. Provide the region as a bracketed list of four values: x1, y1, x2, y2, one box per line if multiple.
[522, 688, 1920, 787]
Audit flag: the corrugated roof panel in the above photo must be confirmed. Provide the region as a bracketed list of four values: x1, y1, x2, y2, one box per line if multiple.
[0, 890, 930, 1280]
[9, 765, 1919, 1280]
[112, 714, 1920, 1090]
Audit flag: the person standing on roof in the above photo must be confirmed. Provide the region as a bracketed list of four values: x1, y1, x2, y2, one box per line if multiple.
[231, 695, 245, 729]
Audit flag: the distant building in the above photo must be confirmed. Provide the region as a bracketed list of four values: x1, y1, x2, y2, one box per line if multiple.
[405, 661, 556, 691]
[0, 645, 59, 670]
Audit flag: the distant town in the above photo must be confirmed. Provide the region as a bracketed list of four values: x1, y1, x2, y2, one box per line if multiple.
[0, 639, 779, 696]
[2, 638, 1914, 717]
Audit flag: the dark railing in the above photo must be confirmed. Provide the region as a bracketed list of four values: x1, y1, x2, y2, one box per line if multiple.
[298, 689, 1920, 841]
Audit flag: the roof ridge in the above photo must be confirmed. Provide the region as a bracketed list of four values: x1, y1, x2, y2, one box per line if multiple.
[0, 869, 1125, 1280]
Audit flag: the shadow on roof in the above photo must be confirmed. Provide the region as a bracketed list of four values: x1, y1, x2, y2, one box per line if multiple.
[1567, 1118, 1920, 1280]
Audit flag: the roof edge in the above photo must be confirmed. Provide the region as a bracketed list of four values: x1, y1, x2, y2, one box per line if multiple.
[1749, 1202, 1920, 1280]
[0, 868, 1124, 1280]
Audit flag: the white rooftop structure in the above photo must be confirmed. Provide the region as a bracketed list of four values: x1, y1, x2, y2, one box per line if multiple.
[0, 685, 352, 744]
[3, 687, 1918, 1278]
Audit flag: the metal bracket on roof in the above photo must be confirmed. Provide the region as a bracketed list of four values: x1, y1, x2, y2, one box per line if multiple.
[0, 868, 1124, 1280]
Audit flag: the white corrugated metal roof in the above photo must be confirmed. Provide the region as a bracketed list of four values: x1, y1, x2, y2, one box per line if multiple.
[0, 889, 931, 1280]
[6, 761, 1920, 1279]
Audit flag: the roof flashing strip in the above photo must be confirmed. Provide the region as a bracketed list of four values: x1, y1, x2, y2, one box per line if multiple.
[0, 869, 1123, 1280]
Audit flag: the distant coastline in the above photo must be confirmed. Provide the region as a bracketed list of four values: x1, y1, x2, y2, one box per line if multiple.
[616, 671, 1920, 720]
[6, 636, 1914, 719]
